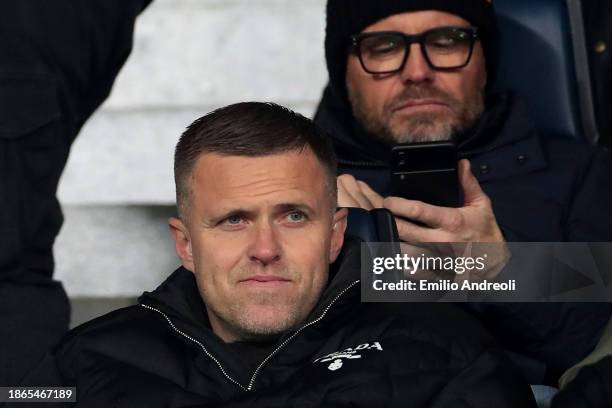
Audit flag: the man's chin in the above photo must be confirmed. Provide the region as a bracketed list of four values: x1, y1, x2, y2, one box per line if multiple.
[234, 306, 300, 338]
[388, 114, 455, 144]
[391, 125, 454, 144]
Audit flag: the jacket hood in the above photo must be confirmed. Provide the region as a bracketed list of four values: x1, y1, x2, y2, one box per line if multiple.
[314, 84, 538, 167]
[138, 237, 363, 337]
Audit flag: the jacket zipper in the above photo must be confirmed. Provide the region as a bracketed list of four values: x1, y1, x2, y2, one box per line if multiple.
[246, 279, 360, 390]
[140, 303, 247, 391]
[140, 279, 360, 392]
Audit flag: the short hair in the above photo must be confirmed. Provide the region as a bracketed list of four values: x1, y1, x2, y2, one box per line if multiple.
[174, 102, 338, 220]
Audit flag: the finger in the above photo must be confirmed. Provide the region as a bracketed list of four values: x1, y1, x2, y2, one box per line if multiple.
[337, 180, 361, 208]
[395, 218, 452, 243]
[458, 159, 487, 205]
[384, 196, 461, 230]
[337, 175, 373, 209]
[341, 176, 374, 209]
[337, 175, 363, 208]
[357, 180, 384, 208]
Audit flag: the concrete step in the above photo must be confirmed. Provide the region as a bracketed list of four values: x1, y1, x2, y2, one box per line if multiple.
[57, 103, 318, 205]
[70, 297, 137, 328]
[105, 0, 327, 110]
[55, 205, 179, 298]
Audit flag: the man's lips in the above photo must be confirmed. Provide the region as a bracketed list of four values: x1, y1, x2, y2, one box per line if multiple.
[393, 99, 450, 112]
[238, 275, 292, 287]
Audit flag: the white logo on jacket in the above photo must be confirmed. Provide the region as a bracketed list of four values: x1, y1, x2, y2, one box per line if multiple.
[327, 359, 344, 371]
[314, 342, 383, 371]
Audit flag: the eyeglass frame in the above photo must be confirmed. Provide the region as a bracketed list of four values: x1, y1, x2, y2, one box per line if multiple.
[350, 26, 480, 74]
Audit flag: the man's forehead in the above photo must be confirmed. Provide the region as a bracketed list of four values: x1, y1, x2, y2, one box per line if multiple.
[190, 150, 327, 207]
[192, 150, 323, 180]
[362, 10, 472, 34]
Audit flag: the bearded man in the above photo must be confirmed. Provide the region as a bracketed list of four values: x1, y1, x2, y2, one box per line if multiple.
[314, 0, 612, 384]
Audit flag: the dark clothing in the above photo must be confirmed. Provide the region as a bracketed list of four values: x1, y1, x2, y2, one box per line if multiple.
[582, 0, 612, 147]
[16, 240, 536, 407]
[226, 339, 280, 373]
[552, 356, 612, 408]
[0, 0, 151, 385]
[314, 86, 612, 376]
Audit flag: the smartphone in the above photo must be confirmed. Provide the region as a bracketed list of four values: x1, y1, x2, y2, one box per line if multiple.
[390, 141, 462, 208]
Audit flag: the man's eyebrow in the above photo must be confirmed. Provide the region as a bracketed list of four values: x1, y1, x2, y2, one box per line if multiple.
[274, 202, 316, 214]
[203, 208, 256, 226]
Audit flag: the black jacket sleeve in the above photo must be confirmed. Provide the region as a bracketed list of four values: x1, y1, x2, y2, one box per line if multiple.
[0, 0, 152, 387]
[4, 354, 72, 408]
[0, 0, 152, 281]
[430, 347, 537, 407]
[566, 148, 612, 241]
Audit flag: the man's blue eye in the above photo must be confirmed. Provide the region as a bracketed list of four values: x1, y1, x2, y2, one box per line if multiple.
[225, 215, 242, 225]
[287, 212, 305, 222]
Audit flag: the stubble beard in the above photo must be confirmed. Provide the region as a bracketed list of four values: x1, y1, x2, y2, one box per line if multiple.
[201, 265, 324, 342]
[347, 82, 485, 145]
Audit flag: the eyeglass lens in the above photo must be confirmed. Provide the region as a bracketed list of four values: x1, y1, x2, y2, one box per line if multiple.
[358, 28, 475, 73]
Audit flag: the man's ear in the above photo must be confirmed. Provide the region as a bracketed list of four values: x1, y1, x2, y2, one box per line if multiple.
[168, 217, 195, 272]
[329, 208, 348, 263]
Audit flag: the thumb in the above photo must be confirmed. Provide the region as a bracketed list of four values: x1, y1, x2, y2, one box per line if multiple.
[459, 159, 486, 205]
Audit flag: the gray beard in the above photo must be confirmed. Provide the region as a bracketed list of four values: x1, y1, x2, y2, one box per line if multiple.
[347, 83, 485, 145]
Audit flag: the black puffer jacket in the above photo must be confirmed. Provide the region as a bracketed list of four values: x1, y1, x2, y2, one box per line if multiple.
[16, 240, 535, 407]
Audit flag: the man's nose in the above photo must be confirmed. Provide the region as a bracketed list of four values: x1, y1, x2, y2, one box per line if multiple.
[248, 222, 281, 265]
[399, 43, 434, 83]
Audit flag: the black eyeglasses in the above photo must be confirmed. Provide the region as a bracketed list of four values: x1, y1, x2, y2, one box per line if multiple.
[351, 26, 480, 74]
